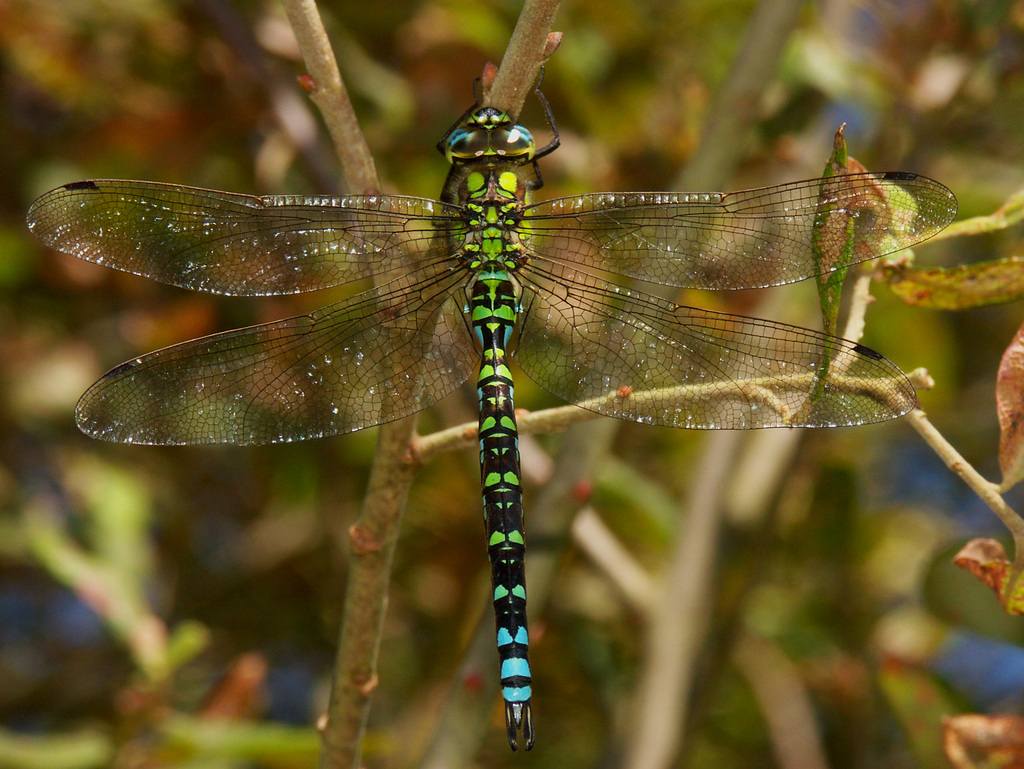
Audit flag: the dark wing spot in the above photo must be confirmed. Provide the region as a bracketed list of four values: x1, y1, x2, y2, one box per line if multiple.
[880, 171, 917, 182]
[852, 343, 883, 360]
[102, 359, 141, 379]
[63, 180, 100, 191]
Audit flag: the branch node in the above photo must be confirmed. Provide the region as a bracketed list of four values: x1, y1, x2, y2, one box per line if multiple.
[354, 673, 379, 697]
[349, 523, 383, 555]
[543, 32, 563, 60]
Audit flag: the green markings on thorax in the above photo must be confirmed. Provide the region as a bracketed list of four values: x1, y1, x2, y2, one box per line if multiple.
[462, 171, 526, 272]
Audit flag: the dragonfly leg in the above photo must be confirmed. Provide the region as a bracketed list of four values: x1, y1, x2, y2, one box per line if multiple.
[531, 73, 560, 160]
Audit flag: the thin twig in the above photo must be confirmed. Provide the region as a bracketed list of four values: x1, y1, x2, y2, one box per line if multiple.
[673, 0, 804, 191]
[281, 0, 378, 194]
[417, 359, 911, 464]
[623, 431, 743, 769]
[906, 404, 1024, 599]
[734, 635, 832, 769]
[318, 420, 419, 769]
[906, 410, 1024, 555]
[488, 0, 561, 117]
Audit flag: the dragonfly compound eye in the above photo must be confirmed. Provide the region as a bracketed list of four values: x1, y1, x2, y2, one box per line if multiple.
[445, 107, 536, 163]
[492, 125, 535, 159]
[445, 125, 536, 162]
[445, 128, 493, 161]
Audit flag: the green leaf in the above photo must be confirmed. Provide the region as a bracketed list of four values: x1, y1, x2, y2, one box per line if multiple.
[812, 124, 854, 338]
[0, 727, 112, 769]
[809, 125, 896, 404]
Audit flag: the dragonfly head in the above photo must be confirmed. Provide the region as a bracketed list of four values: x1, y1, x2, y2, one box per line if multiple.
[442, 106, 536, 166]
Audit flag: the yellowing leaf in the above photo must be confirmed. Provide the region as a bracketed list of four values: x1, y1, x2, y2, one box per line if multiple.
[885, 257, 1024, 310]
[952, 539, 1024, 614]
[944, 714, 1024, 769]
[998, 321, 1024, 489]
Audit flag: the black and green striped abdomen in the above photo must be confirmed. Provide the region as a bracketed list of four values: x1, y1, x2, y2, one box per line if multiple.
[471, 269, 532, 748]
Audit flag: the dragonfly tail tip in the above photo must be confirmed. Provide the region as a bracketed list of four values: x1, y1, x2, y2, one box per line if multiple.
[504, 700, 535, 751]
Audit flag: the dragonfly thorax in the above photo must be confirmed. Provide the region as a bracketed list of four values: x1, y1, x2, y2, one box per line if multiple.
[458, 169, 528, 273]
[443, 107, 536, 165]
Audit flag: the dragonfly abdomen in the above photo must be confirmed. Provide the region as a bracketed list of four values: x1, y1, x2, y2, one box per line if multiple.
[471, 267, 534, 750]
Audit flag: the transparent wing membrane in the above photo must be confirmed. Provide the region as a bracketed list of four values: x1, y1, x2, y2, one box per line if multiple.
[514, 261, 916, 430]
[75, 269, 476, 444]
[25, 172, 956, 443]
[523, 172, 955, 289]
[28, 180, 461, 296]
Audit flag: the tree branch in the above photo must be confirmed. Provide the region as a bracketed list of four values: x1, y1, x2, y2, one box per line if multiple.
[281, 0, 378, 194]
[906, 409, 1024, 558]
[673, 0, 804, 191]
[488, 0, 561, 117]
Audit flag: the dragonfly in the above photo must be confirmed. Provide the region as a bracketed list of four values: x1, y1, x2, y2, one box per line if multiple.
[27, 92, 957, 750]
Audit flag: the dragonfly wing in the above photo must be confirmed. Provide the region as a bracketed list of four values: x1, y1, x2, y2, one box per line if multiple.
[27, 180, 461, 295]
[76, 270, 477, 444]
[513, 262, 916, 429]
[522, 173, 956, 290]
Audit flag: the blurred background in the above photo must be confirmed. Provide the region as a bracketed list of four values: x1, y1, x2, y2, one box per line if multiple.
[2, 0, 1024, 767]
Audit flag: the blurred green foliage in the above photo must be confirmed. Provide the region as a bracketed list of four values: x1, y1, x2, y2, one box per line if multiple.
[2, 0, 1024, 767]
